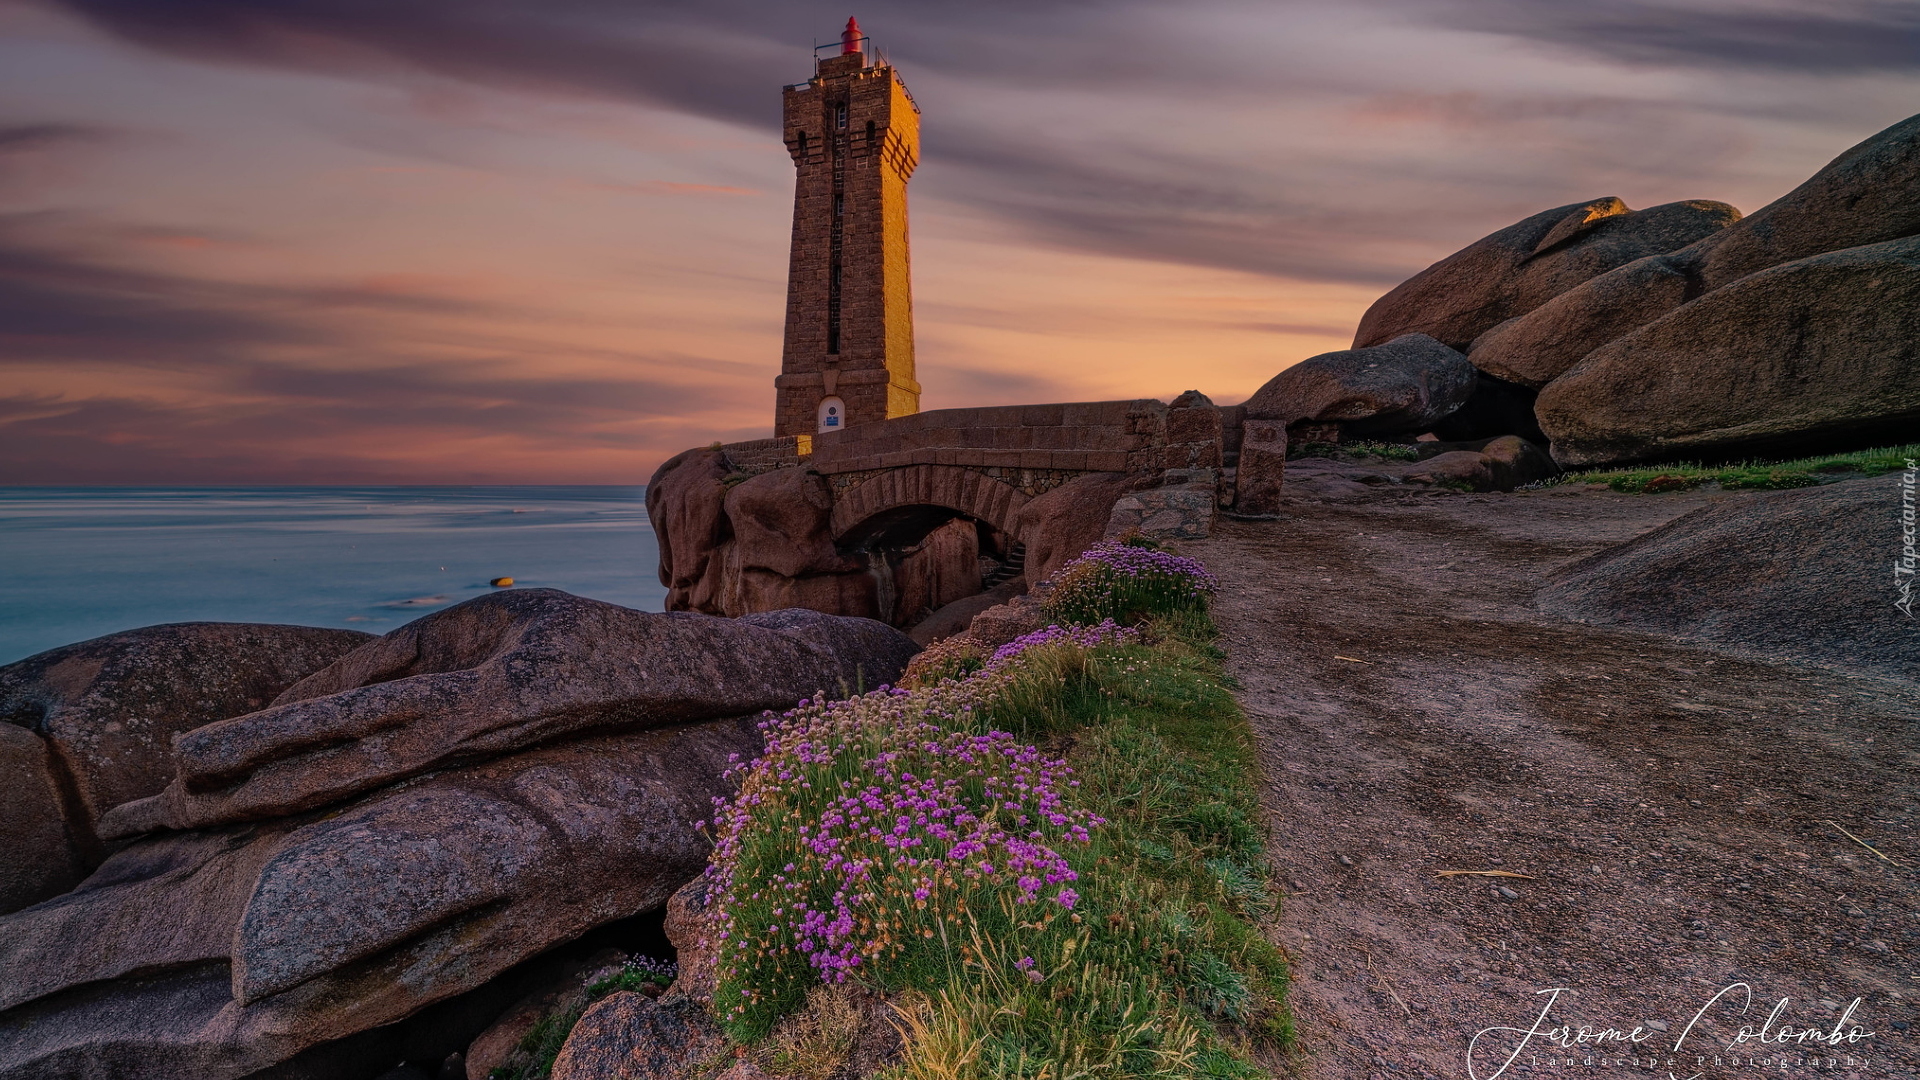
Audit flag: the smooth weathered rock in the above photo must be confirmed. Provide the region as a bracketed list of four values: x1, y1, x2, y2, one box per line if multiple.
[1680, 112, 1920, 295]
[703, 467, 876, 622]
[100, 591, 915, 837]
[0, 724, 83, 913]
[1243, 334, 1476, 436]
[1467, 255, 1695, 389]
[550, 992, 722, 1080]
[0, 623, 372, 837]
[721, 563, 881, 625]
[1403, 437, 1555, 493]
[648, 449, 734, 614]
[962, 594, 1050, 649]
[0, 825, 290, 1017]
[1537, 476, 1916, 679]
[0, 721, 758, 1080]
[1478, 436, 1558, 491]
[722, 467, 863, 581]
[1264, 457, 1386, 502]
[1009, 472, 1138, 585]
[661, 876, 719, 1004]
[908, 580, 1026, 646]
[1405, 451, 1494, 491]
[1537, 236, 1920, 467]
[464, 947, 625, 1080]
[1232, 419, 1288, 517]
[1354, 198, 1738, 350]
[887, 517, 981, 627]
[1473, 114, 1920, 392]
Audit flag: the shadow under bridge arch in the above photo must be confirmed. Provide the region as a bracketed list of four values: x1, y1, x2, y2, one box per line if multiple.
[827, 465, 1032, 550]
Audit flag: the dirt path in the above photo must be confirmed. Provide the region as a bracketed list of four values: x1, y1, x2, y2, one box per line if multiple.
[1188, 486, 1917, 1080]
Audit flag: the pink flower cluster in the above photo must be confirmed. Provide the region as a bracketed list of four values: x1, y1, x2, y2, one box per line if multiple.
[987, 619, 1139, 667]
[1042, 540, 1219, 625]
[1061, 541, 1219, 593]
[698, 625, 1122, 1003]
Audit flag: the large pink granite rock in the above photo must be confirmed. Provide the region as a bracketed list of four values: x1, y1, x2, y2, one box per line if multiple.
[100, 590, 915, 838]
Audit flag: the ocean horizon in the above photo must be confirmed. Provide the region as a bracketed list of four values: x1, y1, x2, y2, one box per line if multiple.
[0, 486, 664, 665]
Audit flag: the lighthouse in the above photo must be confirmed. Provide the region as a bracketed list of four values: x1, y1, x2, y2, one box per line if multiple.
[772, 18, 921, 438]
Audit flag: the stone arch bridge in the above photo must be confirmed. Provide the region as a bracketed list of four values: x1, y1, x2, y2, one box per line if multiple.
[648, 395, 1283, 628]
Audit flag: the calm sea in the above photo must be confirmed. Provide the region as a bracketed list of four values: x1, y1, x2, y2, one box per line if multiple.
[0, 487, 664, 666]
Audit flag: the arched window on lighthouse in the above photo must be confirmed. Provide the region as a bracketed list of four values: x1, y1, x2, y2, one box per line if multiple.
[817, 397, 846, 433]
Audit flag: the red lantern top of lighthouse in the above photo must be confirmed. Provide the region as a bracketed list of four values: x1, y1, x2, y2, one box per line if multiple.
[841, 17, 863, 56]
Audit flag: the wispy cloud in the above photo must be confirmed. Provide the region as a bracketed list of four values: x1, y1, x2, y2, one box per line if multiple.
[4, 0, 1913, 481]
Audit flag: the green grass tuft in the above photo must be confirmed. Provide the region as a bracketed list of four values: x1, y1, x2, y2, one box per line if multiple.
[716, 612, 1290, 1078]
[1542, 443, 1919, 493]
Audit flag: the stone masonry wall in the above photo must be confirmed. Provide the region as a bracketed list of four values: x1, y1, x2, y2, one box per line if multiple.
[774, 54, 920, 438]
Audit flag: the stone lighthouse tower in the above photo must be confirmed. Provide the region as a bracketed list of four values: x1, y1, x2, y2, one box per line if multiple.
[773, 18, 921, 438]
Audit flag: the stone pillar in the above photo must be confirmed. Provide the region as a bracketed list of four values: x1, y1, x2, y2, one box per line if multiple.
[1233, 419, 1287, 517]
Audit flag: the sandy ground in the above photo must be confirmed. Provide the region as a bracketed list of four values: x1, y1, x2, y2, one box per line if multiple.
[1188, 485, 1917, 1080]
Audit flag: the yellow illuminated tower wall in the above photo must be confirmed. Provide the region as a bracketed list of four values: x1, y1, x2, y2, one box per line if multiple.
[773, 24, 921, 438]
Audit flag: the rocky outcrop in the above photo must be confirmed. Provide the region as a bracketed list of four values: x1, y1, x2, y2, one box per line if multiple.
[1680, 113, 1920, 296]
[1536, 236, 1920, 467]
[550, 993, 723, 1080]
[1467, 255, 1694, 390]
[908, 580, 1027, 646]
[1442, 111, 1920, 465]
[0, 723, 84, 915]
[1403, 436, 1557, 493]
[1009, 472, 1139, 585]
[1354, 198, 1739, 351]
[0, 722, 758, 1080]
[463, 947, 626, 1080]
[721, 467, 862, 582]
[1242, 333, 1476, 437]
[1537, 476, 1915, 679]
[0, 623, 372, 911]
[0, 592, 917, 1080]
[648, 448, 735, 614]
[885, 517, 982, 627]
[1478, 435, 1559, 491]
[102, 590, 916, 838]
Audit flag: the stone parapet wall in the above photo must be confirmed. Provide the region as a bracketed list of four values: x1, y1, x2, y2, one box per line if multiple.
[804, 399, 1167, 475]
[720, 437, 803, 476]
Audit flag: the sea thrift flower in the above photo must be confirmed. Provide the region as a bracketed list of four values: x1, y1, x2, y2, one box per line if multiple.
[1042, 540, 1218, 626]
[699, 614, 1124, 1018]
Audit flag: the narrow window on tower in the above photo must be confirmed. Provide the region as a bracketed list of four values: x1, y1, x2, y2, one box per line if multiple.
[796, 131, 808, 158]
[836, 102, 848, 129]
[834, 194, 844, 218]
[828, 263, 842, 354]
[865, 120, 875, 151]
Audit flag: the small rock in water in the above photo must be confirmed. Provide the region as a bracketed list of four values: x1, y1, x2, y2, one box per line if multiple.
[491, 577, 515, 587]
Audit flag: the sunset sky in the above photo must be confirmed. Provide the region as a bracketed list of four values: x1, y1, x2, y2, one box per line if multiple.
[2, 0, 1915, 483]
